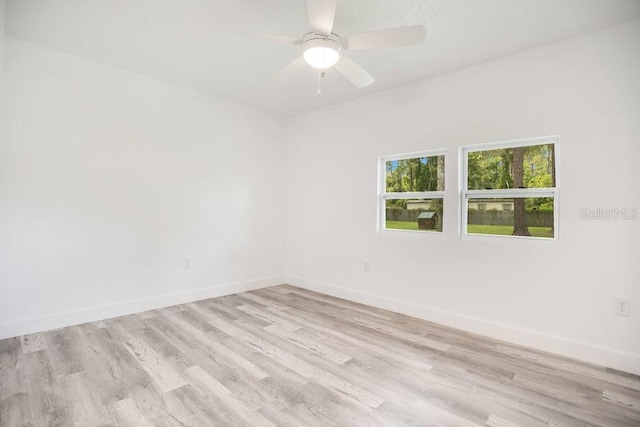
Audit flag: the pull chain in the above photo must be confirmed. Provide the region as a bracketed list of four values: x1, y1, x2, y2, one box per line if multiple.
[316, 71, 326, 96]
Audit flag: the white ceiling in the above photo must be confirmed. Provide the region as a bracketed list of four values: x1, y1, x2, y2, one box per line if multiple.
[5, 0, 640, 116]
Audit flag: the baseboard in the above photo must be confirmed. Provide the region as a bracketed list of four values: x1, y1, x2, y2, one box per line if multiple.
[0, 275, 285, 340]
[285, 276, 640, 376]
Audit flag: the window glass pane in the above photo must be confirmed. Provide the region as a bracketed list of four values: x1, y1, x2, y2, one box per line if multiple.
[385, 155, 445, 192]
[385, 199, 443, 232]
[467, 197, 554, 238]
[467, 143, 555, 190]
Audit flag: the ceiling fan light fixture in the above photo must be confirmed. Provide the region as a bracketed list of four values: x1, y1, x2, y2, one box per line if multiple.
[302, 38, 341, 69]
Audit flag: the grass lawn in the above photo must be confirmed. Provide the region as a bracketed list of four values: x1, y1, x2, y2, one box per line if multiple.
[467, 224, 553, 238]
[385, 221, 441, 232]
[386, 221, 553, 238]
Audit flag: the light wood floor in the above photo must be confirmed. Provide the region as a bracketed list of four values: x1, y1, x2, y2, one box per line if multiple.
[1, 285, 639, 426]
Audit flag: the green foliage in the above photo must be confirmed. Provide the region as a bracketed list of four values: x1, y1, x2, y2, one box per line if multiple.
[387, 199, 407, 209]
[386, 155, 444, 193]
[525, 196, 554, 212]
[467, 143, 555, 190]
[526, 169, 552, 188]
[468, 150, 508, 190]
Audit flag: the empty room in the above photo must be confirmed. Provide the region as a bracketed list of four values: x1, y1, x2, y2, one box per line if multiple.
[1, 0, 639, 425]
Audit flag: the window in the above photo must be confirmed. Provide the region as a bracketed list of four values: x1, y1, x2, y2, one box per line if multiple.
[380, 151, 445, 232]
[461, 136, 557, 239]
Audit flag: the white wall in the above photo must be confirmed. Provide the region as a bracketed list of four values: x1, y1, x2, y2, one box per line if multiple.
[0, 38, 287, 337]
[0, 0, 4, 88]
[286, 20, 640, 374]
[0, 0, 5, 332]
[0, 0, 4, 162]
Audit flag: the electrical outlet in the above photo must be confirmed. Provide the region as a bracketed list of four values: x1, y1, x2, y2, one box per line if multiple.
[614, 298, 630, 317]
[363, 261, 370, 273]
[183, 258, 192, 270]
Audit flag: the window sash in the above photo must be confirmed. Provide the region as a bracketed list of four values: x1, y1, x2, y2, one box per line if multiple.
[462, 195, 558, 239]
[381, 196, 445, 232]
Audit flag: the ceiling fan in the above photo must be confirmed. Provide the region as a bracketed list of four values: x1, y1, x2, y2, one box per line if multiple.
[233, 0, 427, 88]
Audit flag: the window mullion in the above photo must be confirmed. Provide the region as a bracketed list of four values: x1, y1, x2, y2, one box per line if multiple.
[464, 188, 556, 199]
[384, 191, 445, 199]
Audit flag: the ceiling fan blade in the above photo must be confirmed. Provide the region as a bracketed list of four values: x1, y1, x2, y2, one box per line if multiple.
[273, 56, 307, 82]
[344, 25, 426, 50]
[334, 55, 375, 88]
[306, 0, 337, 36]
[220, 26, 300, 45]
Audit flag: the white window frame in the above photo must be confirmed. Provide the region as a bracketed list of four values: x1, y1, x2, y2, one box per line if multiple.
[459, 136, 559, 241]
[378, 149, 446, 233]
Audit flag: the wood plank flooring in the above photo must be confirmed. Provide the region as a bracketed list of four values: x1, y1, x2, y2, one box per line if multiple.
[1, 284, 639, 426]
